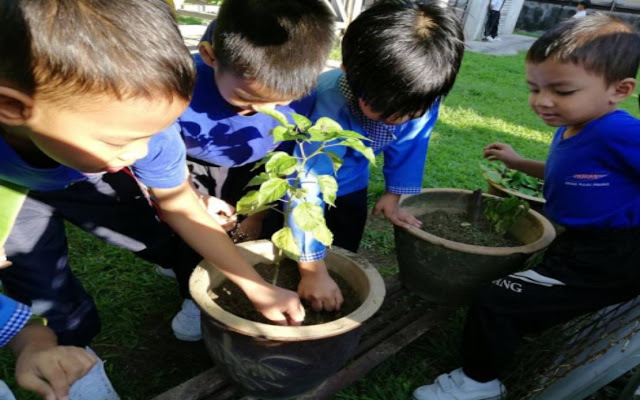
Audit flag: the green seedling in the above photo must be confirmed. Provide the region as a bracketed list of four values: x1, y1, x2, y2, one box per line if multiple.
[236, 110, 375, 282]
[483, 195, 530, 235]
[481, 163, 543, 198]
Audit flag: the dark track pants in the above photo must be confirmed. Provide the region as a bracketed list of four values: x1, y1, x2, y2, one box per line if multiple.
[462, 227, 640, 382]
[0, 171, 201, 346]
[484, 10, 501, 38]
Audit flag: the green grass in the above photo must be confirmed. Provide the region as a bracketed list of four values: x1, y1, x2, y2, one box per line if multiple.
[2, 50, 639, 399]
[177, 15, 206, 25]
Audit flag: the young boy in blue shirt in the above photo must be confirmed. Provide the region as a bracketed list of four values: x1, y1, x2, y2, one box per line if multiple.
[295, 1, 464, 259]
[413, 14, 640, 400]
[0, 0, 304, 398]
[164, 0, 343, 313]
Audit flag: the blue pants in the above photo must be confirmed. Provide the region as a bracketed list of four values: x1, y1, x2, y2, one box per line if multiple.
[0, 171, 201, 346]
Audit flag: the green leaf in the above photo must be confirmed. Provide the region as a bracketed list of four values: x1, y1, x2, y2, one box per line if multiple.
[265, 152, 298, 176]
[244, 204, 274, 216]
[0, 180, 28, 245]
[317, 175, 337, 207]
[333, 129, 371, 141]
[258, 178, 289, 205]
[291, 113, 312, 131]
[327, 152, 344, 174]
[271, 125, 297, 142]
[246, 172, 270, 188]
[342, 139, 376, 165]
[312, 223, 333, 246]
[236, 190, 260, 214]
[257, 108, 292, 128]
[312, 117, 343, 132]
[272, 227, 300, 260]
[292, 202, 324, 231]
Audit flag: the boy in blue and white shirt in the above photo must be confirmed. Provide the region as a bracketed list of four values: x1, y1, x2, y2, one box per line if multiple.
[414, 14, 640, 400]
[295, 1, 464, 257]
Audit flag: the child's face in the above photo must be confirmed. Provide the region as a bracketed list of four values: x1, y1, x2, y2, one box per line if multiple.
[25, 96, 188, 173]
[357, 99, 423, 126]
[526, 59, 618, 129]
[214, 68, 296, 114]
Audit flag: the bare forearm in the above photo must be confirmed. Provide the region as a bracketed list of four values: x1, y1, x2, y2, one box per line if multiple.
[512, 159, 545, 180]
[153, 183, 267, 288]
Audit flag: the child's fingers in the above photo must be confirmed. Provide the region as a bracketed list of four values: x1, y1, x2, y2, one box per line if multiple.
[59, 348, 97, 386]
[17, 373, 56, 400]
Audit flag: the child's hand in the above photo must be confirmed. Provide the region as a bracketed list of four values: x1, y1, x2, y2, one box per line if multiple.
[373, 192, 422, 229]
[298, 260, 343, 312]
[483, 143, 523, 169]
[245, 282, 305, 326]
[200, 194, 237, 231]
[11, 324, 96, 400]
[0, 247, 11, 269]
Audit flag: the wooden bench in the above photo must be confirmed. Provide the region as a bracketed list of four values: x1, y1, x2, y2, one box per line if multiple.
[152, 275, 453, 400]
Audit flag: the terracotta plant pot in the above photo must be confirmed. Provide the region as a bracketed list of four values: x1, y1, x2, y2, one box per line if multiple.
[486, 179, 546, 214]
[394, 188, 555, 305]
[190, 240, 385, 399]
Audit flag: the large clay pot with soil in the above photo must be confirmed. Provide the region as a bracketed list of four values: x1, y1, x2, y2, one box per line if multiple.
[189, 240, 385, 399]
[394, 188, 555, 305]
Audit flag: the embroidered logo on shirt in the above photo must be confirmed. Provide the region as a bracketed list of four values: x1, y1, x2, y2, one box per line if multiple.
[564, 172, 610, 187]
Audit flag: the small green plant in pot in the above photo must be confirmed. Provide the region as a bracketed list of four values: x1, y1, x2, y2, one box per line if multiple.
[481, 163, 545, 213]
[234, 109, 375, 293]
[188, 111, 385, 399]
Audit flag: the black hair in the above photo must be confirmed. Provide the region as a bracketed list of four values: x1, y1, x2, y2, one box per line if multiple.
[577, 1, 590, 9]
[342, 0, 464, 120]
[0, 0, 195, 102]
[527, 13, 640, 85]
[213, 0, 335, 97]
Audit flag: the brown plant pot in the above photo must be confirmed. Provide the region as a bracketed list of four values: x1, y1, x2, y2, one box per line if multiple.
[189, 240, 386, 399]
[394, 188, 556, 305]
[486, 179, 546, 214]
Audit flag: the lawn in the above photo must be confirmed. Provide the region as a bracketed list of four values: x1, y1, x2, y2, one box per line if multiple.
[1, 50, 639, 399]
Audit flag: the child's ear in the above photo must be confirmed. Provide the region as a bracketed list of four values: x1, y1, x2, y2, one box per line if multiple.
[198, 41, 216, 68]
[0, 86, 33, 126]
[610, 78, 636, 104]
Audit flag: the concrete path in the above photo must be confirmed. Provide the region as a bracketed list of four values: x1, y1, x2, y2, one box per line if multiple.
[465, 34, 537, 56]
[178, 24, 208, 53]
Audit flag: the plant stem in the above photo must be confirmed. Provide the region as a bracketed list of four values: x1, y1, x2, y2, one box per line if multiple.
[468, 188, 484, 225]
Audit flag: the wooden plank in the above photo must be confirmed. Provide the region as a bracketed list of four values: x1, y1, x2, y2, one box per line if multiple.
[296, 308, 452, 400]
[151, 368, 230, 400]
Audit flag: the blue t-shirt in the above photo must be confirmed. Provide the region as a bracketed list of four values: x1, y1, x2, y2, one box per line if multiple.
[0, 127, 188, 191]
[177, 55, 314, 167]
[544, 110, 640, 229]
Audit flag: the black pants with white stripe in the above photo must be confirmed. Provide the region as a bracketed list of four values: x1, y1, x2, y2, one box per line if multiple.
[461, 226, 640, 383]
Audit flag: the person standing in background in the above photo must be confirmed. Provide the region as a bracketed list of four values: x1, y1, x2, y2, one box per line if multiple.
[483, 0, 504, 42]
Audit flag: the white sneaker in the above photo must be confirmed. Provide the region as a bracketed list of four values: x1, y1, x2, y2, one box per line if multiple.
[483, 36, 494, 42]
[171, 299, 202, 341]
[413, 368, 506, 400]
[0, 380, 16, 400]
[154, 264, 176, 279]
[493, 37, 502, 41]
[69, 348, 120, 400]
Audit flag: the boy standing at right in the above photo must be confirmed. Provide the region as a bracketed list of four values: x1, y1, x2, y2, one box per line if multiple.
[414, 14, 640, 400]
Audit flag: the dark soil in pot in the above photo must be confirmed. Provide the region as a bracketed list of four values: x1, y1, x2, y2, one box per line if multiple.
[419, 211, 521, 247]
[213, 258, 361, 325]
